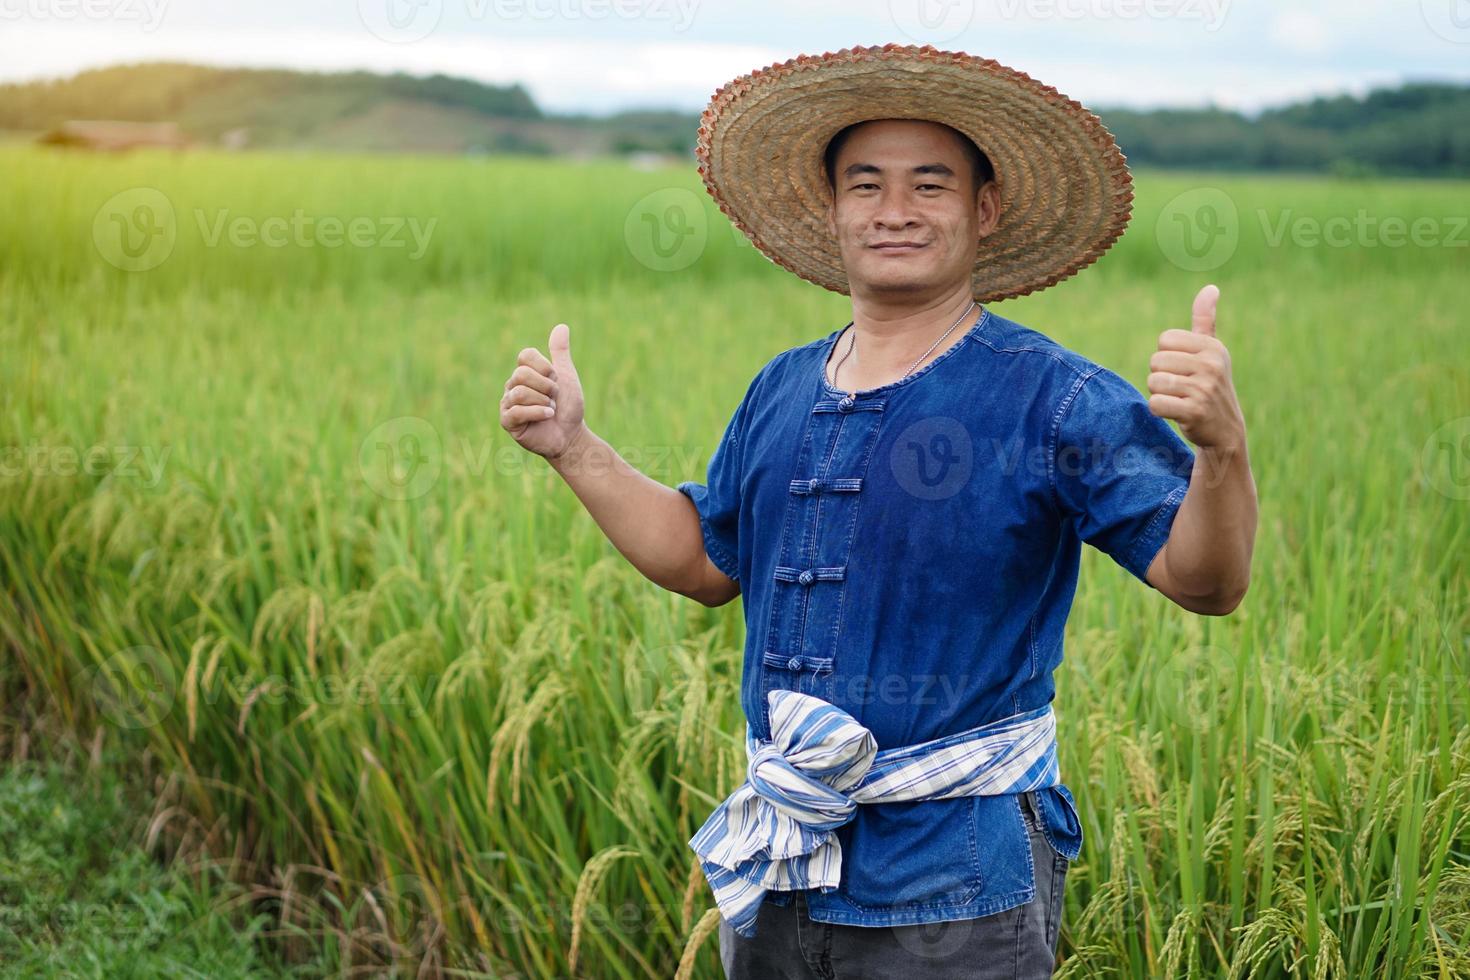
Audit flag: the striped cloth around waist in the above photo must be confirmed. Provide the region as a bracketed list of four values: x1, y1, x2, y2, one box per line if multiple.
[688, 688, 1061, 938]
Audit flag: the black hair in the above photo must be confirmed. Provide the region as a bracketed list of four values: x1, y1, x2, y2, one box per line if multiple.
[822, 119, 995, 198]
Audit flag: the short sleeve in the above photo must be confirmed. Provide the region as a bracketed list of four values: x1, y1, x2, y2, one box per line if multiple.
[1052, 366, 1195, 589]
[676, 381, 755, 584]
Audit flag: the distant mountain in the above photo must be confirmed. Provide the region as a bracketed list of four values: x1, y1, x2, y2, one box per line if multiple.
[1096, 83, 1470, 177]
[0, 62, 696, 158]
[2, 62, 1466, 176]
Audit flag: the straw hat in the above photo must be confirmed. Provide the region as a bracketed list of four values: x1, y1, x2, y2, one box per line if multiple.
[695, 43, 1134, 303]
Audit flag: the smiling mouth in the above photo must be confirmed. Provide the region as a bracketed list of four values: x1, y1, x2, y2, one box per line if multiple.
[869, 243, 928, 253]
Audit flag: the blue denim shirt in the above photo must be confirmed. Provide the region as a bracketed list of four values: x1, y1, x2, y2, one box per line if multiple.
[677, 307, 1195, 928]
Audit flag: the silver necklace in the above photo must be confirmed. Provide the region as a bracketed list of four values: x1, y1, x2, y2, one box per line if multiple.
[830, 299, 978, 391]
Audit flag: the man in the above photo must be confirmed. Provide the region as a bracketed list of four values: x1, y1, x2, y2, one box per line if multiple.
[499, 44, 1256, 978]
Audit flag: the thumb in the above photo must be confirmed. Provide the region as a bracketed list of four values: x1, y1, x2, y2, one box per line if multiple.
[1192, 284, 1220, 337]
[548, 322, 575, 374]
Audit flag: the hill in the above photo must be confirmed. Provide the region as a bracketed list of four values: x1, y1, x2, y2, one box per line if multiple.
[1, 61, 1466, 175]
[0, 62, 693, 158]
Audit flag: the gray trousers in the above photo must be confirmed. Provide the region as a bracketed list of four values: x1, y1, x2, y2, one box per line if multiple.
[718, 790, 1068, 979]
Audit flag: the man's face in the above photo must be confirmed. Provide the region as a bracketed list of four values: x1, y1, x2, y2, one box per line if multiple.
[823, 119, 1000, 297]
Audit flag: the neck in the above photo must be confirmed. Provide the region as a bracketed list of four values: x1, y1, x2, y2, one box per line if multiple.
[841, 283, 982, 380]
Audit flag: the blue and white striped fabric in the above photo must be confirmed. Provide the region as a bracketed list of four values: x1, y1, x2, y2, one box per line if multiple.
[689, 688, 1060, 938]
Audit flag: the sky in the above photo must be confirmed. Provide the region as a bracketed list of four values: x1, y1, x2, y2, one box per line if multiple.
[1, 0, 1468, 117]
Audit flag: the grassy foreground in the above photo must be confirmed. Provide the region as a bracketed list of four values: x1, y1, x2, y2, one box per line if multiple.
[0, 745, 324, 978]
[1, 144, 1468, 977]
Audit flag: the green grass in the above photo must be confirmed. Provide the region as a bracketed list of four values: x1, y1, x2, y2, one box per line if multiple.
[1, 143, 1468, 977]
[0, 749, 308, 977]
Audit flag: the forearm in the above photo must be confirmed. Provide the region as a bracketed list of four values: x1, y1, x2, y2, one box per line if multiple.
[1162, 440, 1258, 609]
[546, 423, 710, 599]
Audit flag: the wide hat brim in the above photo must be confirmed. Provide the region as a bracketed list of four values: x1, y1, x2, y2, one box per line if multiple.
[695, 43, 1134, 303]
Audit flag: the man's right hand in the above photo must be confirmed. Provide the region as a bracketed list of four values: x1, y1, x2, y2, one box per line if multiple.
[501, 322, 587, 462]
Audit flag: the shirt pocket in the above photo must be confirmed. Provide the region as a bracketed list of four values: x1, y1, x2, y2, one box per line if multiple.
[837, 796, 983, 910]
[1033, 784, 1084, 863]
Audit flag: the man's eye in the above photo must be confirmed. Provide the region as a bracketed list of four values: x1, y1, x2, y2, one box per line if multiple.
[852, 183, 879, 190]
[917, 184, 943, 191]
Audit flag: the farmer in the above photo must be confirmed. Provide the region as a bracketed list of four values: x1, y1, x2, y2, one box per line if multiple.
[499, 43, 1257, 979]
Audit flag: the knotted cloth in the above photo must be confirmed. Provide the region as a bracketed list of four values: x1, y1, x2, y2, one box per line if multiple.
[689, 689, 1060, 937]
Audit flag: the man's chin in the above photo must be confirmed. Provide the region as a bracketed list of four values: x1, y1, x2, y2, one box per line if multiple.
[849, 264, 938, 293]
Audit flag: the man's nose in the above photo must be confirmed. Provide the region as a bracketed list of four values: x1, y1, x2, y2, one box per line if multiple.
[871, 187, 919, 228]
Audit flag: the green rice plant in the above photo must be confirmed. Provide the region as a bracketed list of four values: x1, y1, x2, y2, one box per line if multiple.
[1, 143, 1467, 977]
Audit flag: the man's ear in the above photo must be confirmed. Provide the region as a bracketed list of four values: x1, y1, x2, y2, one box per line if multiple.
[823, 191, 836, 239]
[976, 180, 1001, 239]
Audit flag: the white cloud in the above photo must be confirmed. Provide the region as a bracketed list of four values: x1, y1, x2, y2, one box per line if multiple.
[1268, 10, 1333, 55]
[1, 0, 1467, 116]
[0, 24, 785, 114]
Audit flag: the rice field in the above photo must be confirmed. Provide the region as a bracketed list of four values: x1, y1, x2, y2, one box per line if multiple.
[1, 142, 1467, 977]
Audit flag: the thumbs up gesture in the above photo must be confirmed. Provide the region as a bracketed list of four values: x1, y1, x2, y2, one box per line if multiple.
[501, 322, 589, 461]
[1147, 284, 1246, 452]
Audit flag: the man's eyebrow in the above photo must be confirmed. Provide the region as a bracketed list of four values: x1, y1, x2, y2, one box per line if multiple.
[841, 162, 958, 179]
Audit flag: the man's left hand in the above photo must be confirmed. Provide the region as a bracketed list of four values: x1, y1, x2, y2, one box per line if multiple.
[1147, 284, 1246, 453]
